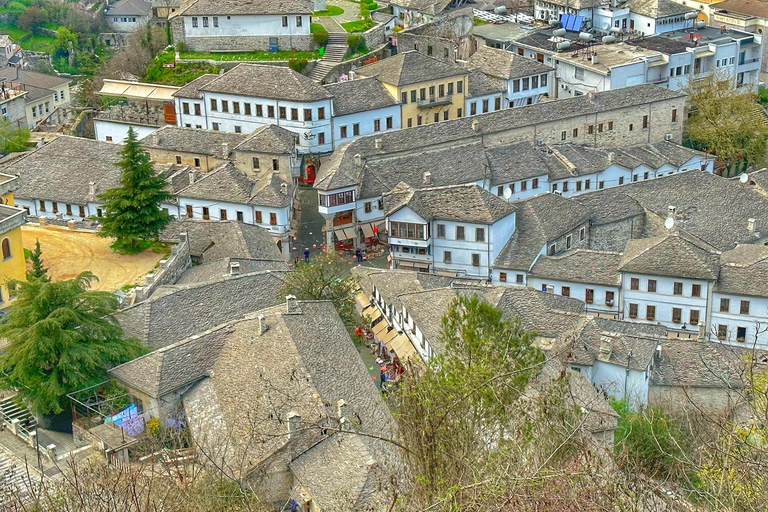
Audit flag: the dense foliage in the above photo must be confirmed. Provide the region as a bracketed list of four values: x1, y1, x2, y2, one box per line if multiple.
[25, 238, 49, 282]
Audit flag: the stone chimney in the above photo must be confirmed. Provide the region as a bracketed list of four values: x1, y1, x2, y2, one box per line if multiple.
[471, 120, 480, 132]
[586, 90, 595, 101]
[286, 294, 300, 313]
[151, 132, 159, 146]
[598, 336, 612, 362]
[258, 314, 268, 335]
[280, 182, 288, 195]
[88, 181, 96, 197]
[287, 411, 301, 439]
[374, 138, 382, 150]
[188, 170, 195, 185]
[607, 151, 614, 164]
[337, 399, 348, 422]
[748, 218, 756, 233]
[423, 171, 432, 185]
[354, 154, 362, 167]
[545, 284, 554, 293]
[229, 261, 240, 275]
[667, 205, 676, 218]
[221, 142, 229, 159]
[36, 137, 45, 149]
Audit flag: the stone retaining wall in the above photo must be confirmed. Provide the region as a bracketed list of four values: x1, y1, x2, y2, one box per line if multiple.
[325, 44, 391, 83]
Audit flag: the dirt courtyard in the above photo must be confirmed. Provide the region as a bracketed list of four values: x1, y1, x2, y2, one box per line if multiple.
[21, 225, 166, 291]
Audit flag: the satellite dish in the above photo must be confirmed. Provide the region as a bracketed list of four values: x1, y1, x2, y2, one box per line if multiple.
[739, 172, 749, 183]
[664, 217, 675, 230]
[503, 187, 512, 199]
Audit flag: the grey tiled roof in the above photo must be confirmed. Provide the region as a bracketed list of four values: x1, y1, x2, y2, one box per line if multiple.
[161, 218, 284, 262]
[383, 183, 516, 224]
[356, 50, 467, 87]
[4, 136, 122, 204]
[530, 250, 622, 286]
[466, 69, 504, 98]
[626, 0, 695, 18]
[314, 84, 684, 191]
[485, 142, 564, 184]
[325, 78, 398, 116]
[715, 244, 768, 298]
[200, 64, 332, 102]
[0, 67, 70, 100]
[106, 0, 151, 16]
[494, 193, 590, 271]
[618, 233, 721, 280]
[144, 126, 249, 157]
[173, 74, 218, 99]
[116, 270, 287, 349]
[175, 162, 291, 208]
[175, 257, 289, 285]
[496, 286, 585, 339]
[465, 45, 552, 80]
[179, 0, 313, 16]
[234, 124, 296, 154]
[749, 168, 768, 192]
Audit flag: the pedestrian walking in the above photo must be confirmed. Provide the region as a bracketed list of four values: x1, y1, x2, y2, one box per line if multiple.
[356, 249, 363, 262]
[304, 249, 310, 263]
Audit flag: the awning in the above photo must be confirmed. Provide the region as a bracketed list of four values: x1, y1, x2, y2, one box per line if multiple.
[372, 319, 389, 335]
[98, 79, 180, 100]
[361, 223, 375, 238]
[390, 334, 417, 361]
[398, 261, 415, 269]
[380, 328, 398, 346]
[336, 227, 356, 241]
[99, 81, 131, 96]
[355, 292, 370, 310]
[363, 307, 381, 321]
[695, 51, 715, 58]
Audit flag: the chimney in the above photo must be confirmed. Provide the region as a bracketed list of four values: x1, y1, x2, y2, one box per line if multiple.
[258, 313, 268, 334]
[280, 182, 288, 195]
[287, 411, 301, 439]
[598, 336, 612, 362]
[667, 205, 676, 218]
[374, 138, 382, 150]
[586, 90, 595, 101]
[35, 137, 45, 149]
[354, 153, 362, 167]
[337, 399, 348, 421]
[471, 120, 480, 132]
[229, 261, 240, 275]
[654, 343, 662, 362]
[748, 218, 756, 233]
[221, 142, 229, 159]
[151, 132, 159, 146]
[607, 152, 614, 164]
[88, 181, 96, 197]
[423, 171, 432, 185]
[545, 284, 554, 293]
[188, 170, 196, 185]
[286, 294, 300, 313]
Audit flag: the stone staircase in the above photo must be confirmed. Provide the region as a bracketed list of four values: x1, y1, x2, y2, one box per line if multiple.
[0, 449, 36, 500]
[309, 32, 349, 83]
[0, 396, 37, 434]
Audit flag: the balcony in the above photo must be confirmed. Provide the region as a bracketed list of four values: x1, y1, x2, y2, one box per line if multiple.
[390, 236, 431, 248]
[0, 204, 26, 235]
[416, 95, 453, 109]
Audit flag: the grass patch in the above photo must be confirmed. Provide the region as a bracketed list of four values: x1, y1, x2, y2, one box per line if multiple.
[0, 23, 54, 53]
[180, 49, 321, 61]
[342, 19, 376, 32]
[311, 22, 326, 33]
[144, 50, 222, 86]
[313, 5, 344, 16]
[344, 46, 370, 61]
[473, 18, 488, 25]
[758, 87, 768, 106]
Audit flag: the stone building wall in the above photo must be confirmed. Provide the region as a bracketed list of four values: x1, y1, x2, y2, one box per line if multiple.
[172, 18, 314, 51]
[590, 215, 646, 252]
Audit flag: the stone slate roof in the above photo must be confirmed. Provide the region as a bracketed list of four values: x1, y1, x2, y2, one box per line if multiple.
[715, 244, 768, 298]
[749, 167, 768, 192]
[355, 50, 467, 87]
[145, 126, 249, 157]
[466, 69, 504, 98]
[485, 142, 564, 184]
[161, 218, 283, 263]
[619, 233, 721, 280]
[465, 45, 552, 80]
[625, 0, 695, 18]
[532, 0, 600, 9]
[175, 257, 289, 285]
[116, 270, 287, 350]
[173, 73, 218, 99]
[4, 136, 122, 204]
[530, 250, 622, 286]
[383, 182, 516, 224]
[563, 317, 667, 371]
[178, 0, 313, 16]
[325, 78, 398, 116]
[575, 170, 768, 250]
[175, 161, 291, 208]
[496, 286, 586, 339]
[106, 0, 151, 16]
[388, 0, 452, 16]
[0, 67, 70, 102]
[199, 64, 331, 102]
[314, 84, 684, 191]
[494, 193, 590, 271]
[235, 124, 296, 154]
[715, 0, 768, 19]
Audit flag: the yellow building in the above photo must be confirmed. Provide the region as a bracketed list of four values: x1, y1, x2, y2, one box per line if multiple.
[356, 50, 468, 128]
[0, 173, 26, 307]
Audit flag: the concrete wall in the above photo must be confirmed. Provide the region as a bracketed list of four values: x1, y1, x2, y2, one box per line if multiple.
[332, 105, 401, 147]
[622, 274, 711, 329]
[94, 120, 158, 144]
[529, 277, 620, 314]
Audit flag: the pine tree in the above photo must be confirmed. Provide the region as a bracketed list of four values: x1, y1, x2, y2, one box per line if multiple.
[25, 238, 49, 282]
[98, 127, 172, 253]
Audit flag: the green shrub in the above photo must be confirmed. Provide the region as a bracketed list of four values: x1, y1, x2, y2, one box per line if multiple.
[313, 30, 328, 46]
[175, 41, 187, 53]
[347, 34, 365, 51]
[288, 58, 308, 72]
[368, 1, 378, 9]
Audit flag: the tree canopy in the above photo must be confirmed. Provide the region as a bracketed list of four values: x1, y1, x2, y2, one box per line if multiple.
[26, 238, 49, 282]
[98, 127, 172, 253]
[0, 272, 144, 416]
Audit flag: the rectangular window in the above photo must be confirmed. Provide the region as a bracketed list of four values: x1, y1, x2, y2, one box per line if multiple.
[202, 207, 210, 220]
[476, 227, 485, 242]
[427, 45, 432, 55]
[532, 178, 539, 189]
[516, 274, 524, 284]
[646, 305, 656, 321]
[471, 102, 477, 115]
[202, 16, 209, 27]
[340, 126, 347, 138]
[720, 298, 730, 312]
[255, 211, 262, 223]
[630, 277, 639, 290]
[270, 213, 277, 225]
[741, 300, 750, 315]
[439, 84, 444, 97]
[456, 226, 465, 240]
[674, 282, 683, 295]
[573, 128, 578, 137]
[433, 113, 439, 123]
[244, 103, 251, 116]
[599, 181, 605, 189]
[499, 272, 507, 282]
[672, 109, 677, 122]
[457, 81, 463, 93]
[176, 155, 182, 164]
[585, 289, 594, 303]
[417, 116, 422, 126]
[279, 107, 286, 119]
[282, 15, 288, 26]
[643, 171, 649, 180]
[532, 75, 538, 89]
[437, 224, 446, 238]
[401, 92, 407, 104]
[588, 124, 594, 134]
[194, 158, 200, 167]
[606, 291, 614, 305]
[296, 15, 302, 27]
[410, 90, 416, 103]
[443, 251, 452, 263]
[584, 179, 590, 190]
[561, 286, 570, 297]
[521, 181, 527, 191]
[52, 202, 58, 213]
[737, 326, 747, 342]
[566, 234, 572, 249]
[272, 159, 279, 170]
[182, 102, 190, 114]
[252, 157, 260, 169]
[457, 108, 462, 118]
[443, 110, 449, 121]
[522, 77, 529, 90]
[221, 100, 228, 112]
[648, 279, 657, 293]
[692, 284, 701, 297]
[482, 99, 489, 113]
[643, 115, 648, 129]
[513, 80, 520, 93]
[220, 209, 227, 220]
[237, 211, 244, 222]
[598, 123, 604, 133]
[541, 73, 547, 86]
[291, 108, 298, 120]
[448, 82, 453, 95]
[390, 221, 425, 240]
[562, 182, 568, 192]
[579, 227, 585, 241]
[420, 88, 426, 100]
[192, 16, 198, 27]
[608, 121, 613, 130]
[672, 307, 682, 323]
[472, 254, 480, 267]
[210, 98, 217, 111]
[232, 102, 240, 114]
[255, 104, 263, 116]
[374, 119, 381, 131]
[32, 106, 36, 117]
[186, 205, 193, 218]
[690, 309, 700, 325]
[576, 181, 582, 192]
[549, 243, 556, 255]
[619, 176, 624, 185]
[353, 123, 360, 136]
[717, 324, 727, 340]
[318, 107, 325, 120]
[66, 204, 72, 215]
[561, 131, 566, 141]
[268, 105, 275, 118]
[629, 303, 638, 318]
[386, 116, 393, 129]
[213, 16, 218, 27]
[407, 118, 412, 128]
[574, 67, 584, 80]
[364, 202, 372, 213]
[495, 97, 501, 110]
[234, 126, 241, 133]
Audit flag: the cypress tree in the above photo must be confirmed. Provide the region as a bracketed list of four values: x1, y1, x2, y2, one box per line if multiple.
[99, 127, 172, 253]
[26, 238, 49, 282]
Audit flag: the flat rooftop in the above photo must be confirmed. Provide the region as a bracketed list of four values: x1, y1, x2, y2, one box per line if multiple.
[473, 22, 537, 43]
